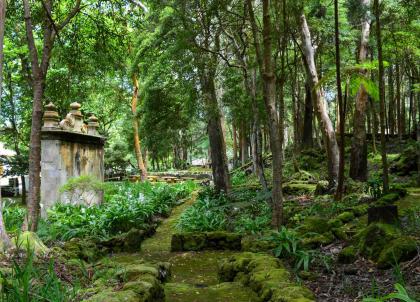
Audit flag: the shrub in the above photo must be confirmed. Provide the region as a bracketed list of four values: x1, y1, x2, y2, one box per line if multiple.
[2, 200, 26, 233]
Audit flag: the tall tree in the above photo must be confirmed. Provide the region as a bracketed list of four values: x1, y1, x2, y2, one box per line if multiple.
[349, 0, 371, 181]
[0, 0, 12, 250]
[373, 0, 389, 193]
[299, 14, 340, 187]
[247, 0, 284, 227]
[23, 0, 81, 231]
[334, 0, 345, 200]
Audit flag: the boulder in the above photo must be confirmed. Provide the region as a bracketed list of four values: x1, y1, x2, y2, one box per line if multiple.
[99, 228, 148, 253]
[377, 236, 419, 268]
[63, 237, 102, 262]
[314, 181, 330, 196]
[337, 211, 355, 223]
[171, 232, 242, 252]
[13, 232, 49, 255]
[338, 246, 357, 264]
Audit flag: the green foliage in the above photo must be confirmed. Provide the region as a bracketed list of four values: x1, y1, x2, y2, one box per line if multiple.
[365, 174, 383, 199]
[267, 227, 313, 272]
[177, 189, 227, 232]
[0, 248, 76, 302]
[39, 181, 195, 242]
[231, 171, 247, 186]
[363, 283, 416, 302]
[2, 201, 26, 233]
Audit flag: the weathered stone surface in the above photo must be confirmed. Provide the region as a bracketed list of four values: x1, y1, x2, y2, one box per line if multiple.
[219, 252, 315, 302]
[377, 236, 419, 268]
[40, 103, 105, 217]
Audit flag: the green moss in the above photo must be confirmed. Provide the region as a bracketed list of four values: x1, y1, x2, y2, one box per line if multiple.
[357, 223, 401, 261]
[377, 193, 400, 205]
[241, 236, 276, 252]
[301, 232, 334, 248]
[13, 232, 49, 255]
[332, 227, 348, 240]
[171, 232, 242, 252]
[271, 285, 315, 302]
[328, 218, 343, 229]
[337, 211, 355, 223]
[116, 264, 159, 282]
[82, 289, 139, 302]
[63, 237, 101, 262]
[377, 236, 419, 268]
[289, 171, 318, 183]
[300, 217, 330, 234]
[352, 204, 369, 217]
[283, 182, 316, 195]
[314, 181, 329, 196]
[338, 246, 357, 264]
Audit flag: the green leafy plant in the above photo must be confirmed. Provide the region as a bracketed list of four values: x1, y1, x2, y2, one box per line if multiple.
[365, 174, 383, 199]
[363, 283, 416, 302]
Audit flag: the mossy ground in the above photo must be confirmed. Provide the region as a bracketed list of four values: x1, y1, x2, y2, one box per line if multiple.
[107, 192, 258, 302]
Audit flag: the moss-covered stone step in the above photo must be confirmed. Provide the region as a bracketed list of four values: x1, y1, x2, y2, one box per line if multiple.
[164, 282, 259, 302]
[219, 252, 315, 302]
[171, 231, 242, 252]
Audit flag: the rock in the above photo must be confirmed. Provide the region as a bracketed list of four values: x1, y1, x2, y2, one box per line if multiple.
[283, 182, 316, 195]
[13, 232, 49, 255]
[82, 289, 139, 302]
[219, 252, 315, 302]
[328, 218, 343, 229]
[332, 227, 348, 240]
[357, 223, 401, 261]
[351, 204, 369, 217]
[301, 232, 334, 248]
[300, 217, 331, 234]
[390, 144, 417, 176]
[99, 228, 148, 253]
[377, 236, 419, 268]
[344, 179, 365, 194]
[377, 193, 400, 205]
[338, 246, 357, 264]
[314, 180, 330, 196]
[63, 237, 102, 262]
[116, 264, 159, 282]
[368, 205, 399, 225]
[337, 211, 355, 223]
[289, 170, 318, 183]
[241, 236, 276, 252]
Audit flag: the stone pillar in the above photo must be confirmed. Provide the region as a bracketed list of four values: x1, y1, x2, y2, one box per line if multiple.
[40, 103, 105, 217]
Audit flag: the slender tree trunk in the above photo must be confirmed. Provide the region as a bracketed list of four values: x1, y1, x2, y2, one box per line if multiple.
[131, 74, 147, 181]
[232, 122, 238, 167]
[302, 80, 313, 149]
[374, 0, 389, 193]
[201, 68, 230, 193]
[300, 14, 339, 186]
[247, 0, 284, 227]
[396, 63, 402, 139]
[334, 0, 345, 200]
[240, 122, 249, 164]
[369, 96, 378, 153]
[350, 0, 371, 181]
[0, 0, 11, 250]
[388, 65, 395, 135]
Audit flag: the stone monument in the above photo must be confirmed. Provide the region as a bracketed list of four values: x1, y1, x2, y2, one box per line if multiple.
[40, 102, 105, 217]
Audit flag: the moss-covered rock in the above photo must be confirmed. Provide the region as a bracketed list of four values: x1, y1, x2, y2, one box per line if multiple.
[241, 236, 276, 252]
[351, 204, 369, 217]
[63, 237, 102, 262]
[283, 182, 316, 195]
[357, 223, 401, 261]
[300, 217, 330, 234]
[328, 218, 343, 229]
[332, 227, 348, 240]
[99, 228, 150, 253]
[13, 232, 49, 255]
[301, 232, 334, 248]
[314, 180, 330, 196]
[82, 289, 140, 302]
[377, 236, 419, 268]
[289, 171, 318, 183]
[337, 211, 355, 223]
[390, 144, 417, 176]
[377, 193, 400, 205]
[338, 246, 357, 264]
[171, 232, 242, 252]
[116, 264, 159, 282]
[219, 252, 315, 302]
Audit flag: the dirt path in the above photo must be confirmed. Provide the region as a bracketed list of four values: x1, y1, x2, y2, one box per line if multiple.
[113, 193, 258, 302]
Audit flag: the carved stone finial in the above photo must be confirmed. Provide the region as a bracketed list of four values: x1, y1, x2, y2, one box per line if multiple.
[69, 102, 83, 132]
[70, 102, 81, 111]
[43, 102, 59, 129]
[87, 114, 100, 135]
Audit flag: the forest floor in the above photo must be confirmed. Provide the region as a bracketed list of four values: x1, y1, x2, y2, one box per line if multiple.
[108, 192, 259, 302]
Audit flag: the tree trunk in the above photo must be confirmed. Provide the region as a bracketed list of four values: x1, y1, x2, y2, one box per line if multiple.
[302, 80, 313, 149]
[0, 0, 11, 250]
[374, 0, 389, 193]
[396, 63, 402, 139]
[300, 14, 339, 186]
[369, 96, 378, 153]
[334, 0, 345, 200]
[232, 122, 238, 167]
[247, 0, 284, 228]
[131, 74, 147, 181]
[349, 0, 370, 181]
[201, 68, 230, 193]
[240, 122, 249, 165]
[388, 65, 395, 135]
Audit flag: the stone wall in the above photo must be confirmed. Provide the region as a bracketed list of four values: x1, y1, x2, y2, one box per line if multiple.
[40, 102, 105, 217]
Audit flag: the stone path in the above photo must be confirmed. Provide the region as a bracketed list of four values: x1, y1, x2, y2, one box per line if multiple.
[112, 193, 259, 302]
